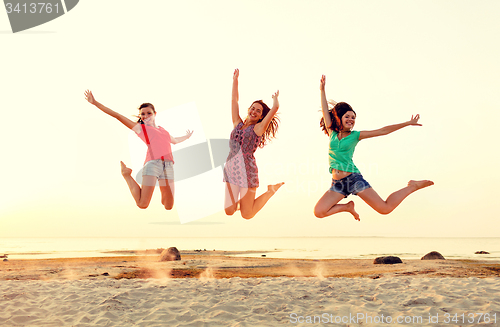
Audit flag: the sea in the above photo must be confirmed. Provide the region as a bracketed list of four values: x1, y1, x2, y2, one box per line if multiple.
[1, 237, 499, 261]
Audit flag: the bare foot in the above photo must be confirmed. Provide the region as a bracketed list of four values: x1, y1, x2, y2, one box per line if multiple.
[268, 182, 285, 194]
[345, 201, 360, 221]
[120, 161, 132, 177]
[408, 180, 434, 191]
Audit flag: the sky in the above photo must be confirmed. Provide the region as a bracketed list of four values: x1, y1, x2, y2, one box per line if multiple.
[1, 0, 499, 238]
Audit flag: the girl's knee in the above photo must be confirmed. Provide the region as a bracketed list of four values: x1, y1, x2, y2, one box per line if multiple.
[240, 207, 255, 219]
[241, 212, 254, 220]
[137, 203, 149, 209]
[137, 198, 152, 209]
[313, 207, 326, 218]
[376, 206, 392, 215]
[162, 200, 174, 210]
[225, 207, 236, 216]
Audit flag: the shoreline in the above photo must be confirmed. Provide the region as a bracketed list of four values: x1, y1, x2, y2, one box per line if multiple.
[2, 251, 499, 280]
[5, 248, 499, 262]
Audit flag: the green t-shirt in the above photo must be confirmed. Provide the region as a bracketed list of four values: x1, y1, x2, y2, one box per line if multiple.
[329, 130, 361, 173]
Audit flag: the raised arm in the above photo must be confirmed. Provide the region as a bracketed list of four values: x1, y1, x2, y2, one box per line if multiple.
[320, 75, 333, 136]
[359, 114, 422, 140]
[254, 90, 279, 136]
[231, 69, 243, 128]
[170, 130, 194, 144]
[84, 90, 138, 130]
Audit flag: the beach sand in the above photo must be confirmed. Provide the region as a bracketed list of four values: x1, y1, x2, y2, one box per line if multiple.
[1, 252, 499, 326]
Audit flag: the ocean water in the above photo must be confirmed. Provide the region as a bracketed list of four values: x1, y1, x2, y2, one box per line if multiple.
[0, 237, 499, 261]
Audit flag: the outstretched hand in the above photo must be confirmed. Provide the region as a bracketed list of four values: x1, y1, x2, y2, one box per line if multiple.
[272, 90, 279, 108]
[185, 130, 194, 138]
[233, 68, 239, 81]
[409, 114, 422, 126]
[320, 75, 326, 91]
[84, 90, 95, 105]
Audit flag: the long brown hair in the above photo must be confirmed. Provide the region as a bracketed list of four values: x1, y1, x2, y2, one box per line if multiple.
[251, 100, 280, 148]
[320, 101, 355, 135]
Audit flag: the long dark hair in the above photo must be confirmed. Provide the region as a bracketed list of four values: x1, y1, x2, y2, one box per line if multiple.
[136, 103, 156, 124]
[250, 100, 280, 148]
[320, 101, 355, 135]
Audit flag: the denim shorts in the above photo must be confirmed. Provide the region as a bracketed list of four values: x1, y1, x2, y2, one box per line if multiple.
[329, 173, 371, 197]
[142, 159, 174, 180]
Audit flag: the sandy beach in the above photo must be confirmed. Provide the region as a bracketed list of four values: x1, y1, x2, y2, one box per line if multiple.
[1, 252, 499, 326]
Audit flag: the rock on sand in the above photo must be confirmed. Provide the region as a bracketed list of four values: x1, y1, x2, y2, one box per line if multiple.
[421, 251, 445, 260]
[373, 256, 402, 264]
[159, 247, 181, 261]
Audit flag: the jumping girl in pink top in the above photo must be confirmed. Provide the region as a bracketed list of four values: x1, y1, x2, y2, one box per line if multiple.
[224, 69, 284, 219]
[85, 90, 193, 210]
[314, 75, 433, 221]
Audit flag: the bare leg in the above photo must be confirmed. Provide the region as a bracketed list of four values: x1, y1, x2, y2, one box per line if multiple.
[357, 180, 434, 215]
[314, 190, 360, 221]
[159, 178, 175, 210]
[239, 182, 285, 220]
[224, 182, 241, 215]
[120, 161, 156, 209]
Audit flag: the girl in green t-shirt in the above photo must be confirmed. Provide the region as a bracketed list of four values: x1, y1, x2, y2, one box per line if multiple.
[314, 75, 433, 221]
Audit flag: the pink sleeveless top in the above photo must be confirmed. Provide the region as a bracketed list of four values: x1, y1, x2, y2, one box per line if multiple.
[137, 125, 174, 164]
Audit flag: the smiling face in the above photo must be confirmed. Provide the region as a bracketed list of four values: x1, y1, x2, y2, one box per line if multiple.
[341, 110, 356, 131]
[140, 106, 156, 126]
[247, 102, 264, 123]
